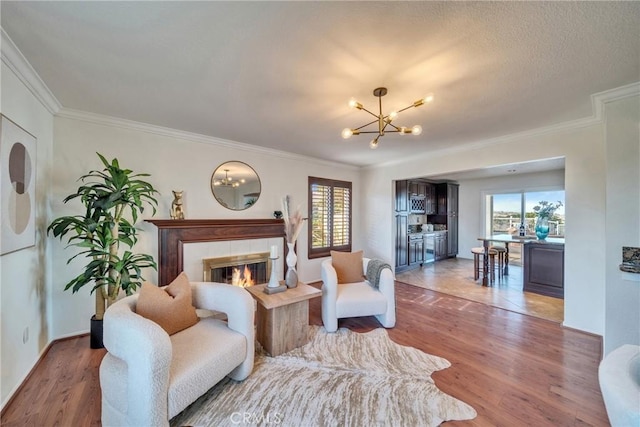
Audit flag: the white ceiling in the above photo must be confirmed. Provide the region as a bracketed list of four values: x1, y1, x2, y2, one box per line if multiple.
[2, 2, 639, 167]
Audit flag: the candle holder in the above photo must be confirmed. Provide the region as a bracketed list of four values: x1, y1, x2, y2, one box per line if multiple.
[264, 256, 286, 294]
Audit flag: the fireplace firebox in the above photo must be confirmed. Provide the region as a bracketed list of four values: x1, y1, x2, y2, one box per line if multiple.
[203, 252, 270, 287]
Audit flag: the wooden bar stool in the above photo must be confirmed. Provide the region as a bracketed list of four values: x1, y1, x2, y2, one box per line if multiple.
[471, 247, 498, 283]
[489, 246, 506, 279]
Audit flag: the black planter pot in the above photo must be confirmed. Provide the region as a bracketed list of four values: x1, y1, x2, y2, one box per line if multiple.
[90, 315, 104, 349]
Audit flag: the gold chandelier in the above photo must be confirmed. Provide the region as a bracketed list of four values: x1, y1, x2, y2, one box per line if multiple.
[341, 87, 434, 149]
[212, 169, 244, 188]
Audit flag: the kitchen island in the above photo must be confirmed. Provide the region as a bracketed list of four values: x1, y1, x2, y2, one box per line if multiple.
[523, 239, 565, 298]
[477, 234, 565, 296]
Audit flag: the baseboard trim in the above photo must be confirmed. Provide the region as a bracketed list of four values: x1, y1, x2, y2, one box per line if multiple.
[0, 333, 89, 414]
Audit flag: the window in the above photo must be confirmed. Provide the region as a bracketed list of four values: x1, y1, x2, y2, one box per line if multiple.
[308, 177, 352, 258]
[487, 190, 565, 237]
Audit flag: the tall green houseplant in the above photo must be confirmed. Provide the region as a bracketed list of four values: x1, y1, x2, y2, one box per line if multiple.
[48, 153, 159, 323]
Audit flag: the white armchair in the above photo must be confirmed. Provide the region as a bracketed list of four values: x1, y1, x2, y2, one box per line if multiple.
[599, 344, 640, 427]
[100, 282, 255, 427]
[321, 257, 395, 333]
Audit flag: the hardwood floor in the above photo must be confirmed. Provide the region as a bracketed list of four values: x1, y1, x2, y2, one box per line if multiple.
[2, 282, 608, 426]
[397, 258, 564, 323]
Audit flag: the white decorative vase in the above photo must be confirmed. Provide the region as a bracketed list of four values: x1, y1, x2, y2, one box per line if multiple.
[285, 242, 298, 288]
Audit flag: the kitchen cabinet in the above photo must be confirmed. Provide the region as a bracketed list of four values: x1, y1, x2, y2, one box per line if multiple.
[408, 180, 436, 214]
[424, 184, 436, 214]
[395, 180, 410, 271]
[408, 236, 424, 265]
[447, 183, 458, 256]
[434, 232, 448, 261]
[395, 214, 408, 268]
[435, 183, 459, 257]
[409, 181, 427, 197]
[523, 242, 564, 298]
[395, 180, 409, 213]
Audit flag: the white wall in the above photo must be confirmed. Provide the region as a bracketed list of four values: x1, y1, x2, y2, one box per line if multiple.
[0, 62, 54, 407]
[51, 115, 361, 337]
[456, 170, 565, 259]
[603, 94, 640, 354]
[362, 123, 607, 335]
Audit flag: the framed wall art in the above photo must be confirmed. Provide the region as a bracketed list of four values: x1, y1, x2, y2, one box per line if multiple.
[0, 114, 37, 255]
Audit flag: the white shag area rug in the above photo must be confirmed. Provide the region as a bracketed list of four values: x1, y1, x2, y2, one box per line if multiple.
[170, 326, 476, 426]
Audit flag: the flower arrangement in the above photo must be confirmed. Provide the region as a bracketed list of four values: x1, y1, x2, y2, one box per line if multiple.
[532, 201, 563, 219]
[282, 195, 304, 244]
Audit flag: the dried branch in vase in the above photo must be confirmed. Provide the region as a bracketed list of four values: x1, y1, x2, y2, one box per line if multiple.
[282, 195, 305, 244]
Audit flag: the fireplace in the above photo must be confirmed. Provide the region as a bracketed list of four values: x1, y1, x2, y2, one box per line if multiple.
[203, 252, 270, 287]
[146, 219, 287, 286]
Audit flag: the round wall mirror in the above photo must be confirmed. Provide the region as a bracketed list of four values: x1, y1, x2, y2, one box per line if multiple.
[210, 161, 261, 211]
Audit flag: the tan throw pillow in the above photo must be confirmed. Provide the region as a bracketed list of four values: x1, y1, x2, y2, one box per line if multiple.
[331, 250, 364, 284]
[136, 272, 199, 335]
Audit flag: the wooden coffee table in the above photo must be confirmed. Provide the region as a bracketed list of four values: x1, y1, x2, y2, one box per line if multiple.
[246, 282, 322, 356]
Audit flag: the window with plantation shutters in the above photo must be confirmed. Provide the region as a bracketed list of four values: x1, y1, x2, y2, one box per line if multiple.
[308, 177, 352, 258]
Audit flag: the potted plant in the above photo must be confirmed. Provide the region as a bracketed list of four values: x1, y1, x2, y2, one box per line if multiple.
[48, 153, 159, 348]
[532, 200, 562, 240]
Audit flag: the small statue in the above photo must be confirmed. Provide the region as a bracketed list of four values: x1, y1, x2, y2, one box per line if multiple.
[170, 190, 185, 220]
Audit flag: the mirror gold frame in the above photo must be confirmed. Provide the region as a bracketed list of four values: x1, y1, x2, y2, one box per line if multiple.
[210, 161, 261, 211]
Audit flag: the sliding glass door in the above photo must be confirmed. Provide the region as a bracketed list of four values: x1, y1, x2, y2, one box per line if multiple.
[487, 190, 565, 238]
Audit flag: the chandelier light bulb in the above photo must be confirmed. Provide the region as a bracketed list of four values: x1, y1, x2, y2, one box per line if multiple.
[369, 139, 379, 149]
[341, 128, 354, 139]
[424, 93, 434, 104]
[389, 111, 398, 121]
[412, 125, 423, 135]
[348, 98, 359, 109]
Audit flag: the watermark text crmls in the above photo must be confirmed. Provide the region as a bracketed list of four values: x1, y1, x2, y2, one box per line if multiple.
[230, 411, 284, 425]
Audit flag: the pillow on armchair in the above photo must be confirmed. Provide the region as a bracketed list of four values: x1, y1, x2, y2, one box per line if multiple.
[136, 272, 199, 335]
[330, 250, 364, 283]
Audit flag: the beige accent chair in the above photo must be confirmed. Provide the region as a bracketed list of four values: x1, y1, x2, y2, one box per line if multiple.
[100, 282, 255, 427]
[321, 257, 396, 333]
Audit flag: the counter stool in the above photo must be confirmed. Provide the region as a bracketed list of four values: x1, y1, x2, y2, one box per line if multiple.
[471, 247, 498, 283]
[489, 246, 506, 279]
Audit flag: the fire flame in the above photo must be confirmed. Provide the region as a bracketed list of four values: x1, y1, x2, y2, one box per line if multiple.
[231, 265, 254, 287]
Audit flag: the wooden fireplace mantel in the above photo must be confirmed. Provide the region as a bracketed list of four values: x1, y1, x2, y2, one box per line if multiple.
[146, 219, 286, 285]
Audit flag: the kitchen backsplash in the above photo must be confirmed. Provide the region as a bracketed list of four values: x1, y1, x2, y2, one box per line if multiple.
[408, 223, 447, 233]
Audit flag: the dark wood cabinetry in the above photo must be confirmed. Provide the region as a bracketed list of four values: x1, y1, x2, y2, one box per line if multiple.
[424, 184, 436, 214]
[446, 183, 458, 256]
[395, 214, 408, 268]
[435, 183, 459, 257]
[523, 242, 564, 298]
[395, 181, 409, 270]
[408, 237, 425, 265]
[395, 180, 409, 212]
[395, 179, 455, 270]
[434, 232, 448, 260]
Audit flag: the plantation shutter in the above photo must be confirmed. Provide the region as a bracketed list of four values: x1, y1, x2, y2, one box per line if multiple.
[308, 177, 352, 258]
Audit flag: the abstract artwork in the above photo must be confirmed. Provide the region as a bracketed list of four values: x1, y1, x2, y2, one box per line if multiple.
[1, 114, 36, 255]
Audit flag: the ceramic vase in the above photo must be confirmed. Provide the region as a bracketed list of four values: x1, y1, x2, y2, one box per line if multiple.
[285, 242, 298, 288]
[535, 217, 549, 240]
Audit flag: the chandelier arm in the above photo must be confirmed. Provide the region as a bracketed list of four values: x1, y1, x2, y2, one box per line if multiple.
[396, 104, 417, 114]
[353, 118, 379, 131]
[355, 130, 385, 134]
[358, 106, 380, 119]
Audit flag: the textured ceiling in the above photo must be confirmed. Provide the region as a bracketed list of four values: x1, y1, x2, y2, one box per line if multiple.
[2, 1, 639, 167]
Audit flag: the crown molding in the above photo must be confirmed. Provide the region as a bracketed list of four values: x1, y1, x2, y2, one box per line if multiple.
[56, 108, 360, 171]
[368, 81, 640, 170]
[591, 81, 640, 119]
[1, 28, 62, 115]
